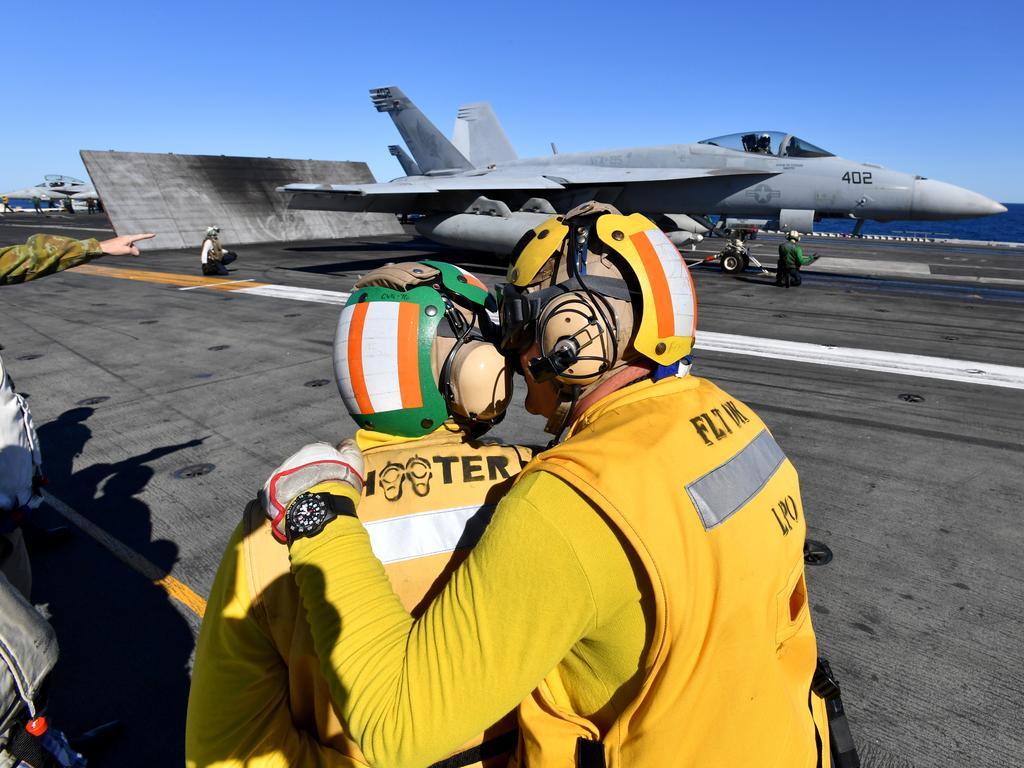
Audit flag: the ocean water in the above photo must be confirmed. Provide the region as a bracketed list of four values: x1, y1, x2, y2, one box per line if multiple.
[811, 203, 1024, 243]
[5, 196, 1021, 243]
[6, 197, 71, 209]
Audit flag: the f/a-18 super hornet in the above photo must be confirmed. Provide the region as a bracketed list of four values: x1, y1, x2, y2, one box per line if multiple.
[3, 174, 99, 202]
[280, 86, 1006, 262]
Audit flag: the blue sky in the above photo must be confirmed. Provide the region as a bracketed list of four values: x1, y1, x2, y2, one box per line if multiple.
[4, 0, 1022, 201]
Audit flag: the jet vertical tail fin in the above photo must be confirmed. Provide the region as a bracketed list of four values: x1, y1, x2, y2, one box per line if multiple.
[388, 145, 422, 177]
[370, 86, 473, 173]
[452, 102, 518, 166]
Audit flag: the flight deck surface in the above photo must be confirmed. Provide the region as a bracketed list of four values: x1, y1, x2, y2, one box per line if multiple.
[1, 212, 1021, 766]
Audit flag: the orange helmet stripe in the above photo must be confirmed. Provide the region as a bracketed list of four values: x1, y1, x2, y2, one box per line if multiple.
[454, 264, 487, 291]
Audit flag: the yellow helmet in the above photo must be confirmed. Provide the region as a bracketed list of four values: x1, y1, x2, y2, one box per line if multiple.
[499, 202, 696, 386]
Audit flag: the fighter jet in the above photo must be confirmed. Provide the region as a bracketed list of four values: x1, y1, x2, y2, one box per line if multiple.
[3, 174, 99, 202]
[281, 86, 1006, 259]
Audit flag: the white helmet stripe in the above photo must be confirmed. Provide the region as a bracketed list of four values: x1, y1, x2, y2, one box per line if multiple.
[642, 228, 696, 338]
[359, 302, 405, 413]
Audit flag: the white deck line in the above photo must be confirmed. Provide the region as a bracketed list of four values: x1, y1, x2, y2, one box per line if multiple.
[178, 278, 254, 291]
[171, 278, 1024, 390]
[696, 332, 1024, 390]
[810, 257, 930, 276]
[236, 284, 351, 305]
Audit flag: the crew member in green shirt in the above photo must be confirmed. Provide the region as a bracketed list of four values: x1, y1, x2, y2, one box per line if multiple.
[776, 230, 818, 287]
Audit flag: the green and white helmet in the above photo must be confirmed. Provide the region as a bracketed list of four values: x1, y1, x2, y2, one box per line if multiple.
[333, 261, 509, 438]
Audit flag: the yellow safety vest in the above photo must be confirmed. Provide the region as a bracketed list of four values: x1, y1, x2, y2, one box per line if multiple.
[516, 376, 826, 767]
[243, 427, 533, 767]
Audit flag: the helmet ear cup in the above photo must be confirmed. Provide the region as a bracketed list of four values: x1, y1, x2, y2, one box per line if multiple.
[536, 292, 614, 386]
[444, 340, 512, 423]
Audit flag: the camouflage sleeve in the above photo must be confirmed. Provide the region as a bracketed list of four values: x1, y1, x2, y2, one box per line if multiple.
[0, 234, 104, 285]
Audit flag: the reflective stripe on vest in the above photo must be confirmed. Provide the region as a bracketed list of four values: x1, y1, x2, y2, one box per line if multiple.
[685, 429, 786, 530]
[365, 503, 496, 564]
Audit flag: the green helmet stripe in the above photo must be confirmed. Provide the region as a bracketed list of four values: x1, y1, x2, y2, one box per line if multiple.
[420, 259, 493, 308]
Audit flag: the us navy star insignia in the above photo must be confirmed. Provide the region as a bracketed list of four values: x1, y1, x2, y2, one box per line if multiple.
[746, 184, 782, 204]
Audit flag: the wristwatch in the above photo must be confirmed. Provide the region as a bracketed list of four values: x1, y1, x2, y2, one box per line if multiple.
[286, 492, 358, 541]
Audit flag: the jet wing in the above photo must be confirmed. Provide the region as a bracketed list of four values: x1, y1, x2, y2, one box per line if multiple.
[281, 175, 565, 196]
[540, 166, 778, 185]
[279, 176, 566, 213]
[280, 167, 776, 213]
[2, 186, 53, 199]
[282, 166, 771, 196]
[283, 181, 441, 196]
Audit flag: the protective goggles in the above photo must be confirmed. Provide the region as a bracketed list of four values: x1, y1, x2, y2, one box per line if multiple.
[494, 284, 565, 381]
[496, 283, 539, 353]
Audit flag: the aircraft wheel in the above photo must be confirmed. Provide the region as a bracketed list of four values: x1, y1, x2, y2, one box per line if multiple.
[720, 252, 745, 274]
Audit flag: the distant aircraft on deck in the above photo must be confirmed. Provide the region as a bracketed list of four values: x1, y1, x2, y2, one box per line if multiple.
[3, 175, 99, 202]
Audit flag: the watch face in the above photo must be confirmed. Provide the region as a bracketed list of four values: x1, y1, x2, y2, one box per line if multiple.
[287, 492, 335, 540]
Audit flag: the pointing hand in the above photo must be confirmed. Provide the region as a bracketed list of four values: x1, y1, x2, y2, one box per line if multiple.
[99, 233, 156, 256]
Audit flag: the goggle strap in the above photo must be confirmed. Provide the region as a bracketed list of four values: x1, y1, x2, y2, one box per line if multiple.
[560, 275, 633, 302]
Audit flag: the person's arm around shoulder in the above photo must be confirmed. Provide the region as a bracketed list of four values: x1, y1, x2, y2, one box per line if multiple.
[267, 443, 632, 767]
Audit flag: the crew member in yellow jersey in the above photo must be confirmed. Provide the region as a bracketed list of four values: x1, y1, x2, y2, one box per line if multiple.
[262, 203, 836, 767]
[186, 261, 531, 767]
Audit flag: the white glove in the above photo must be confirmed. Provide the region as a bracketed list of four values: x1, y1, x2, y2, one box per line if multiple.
[261, 440, 364, 543]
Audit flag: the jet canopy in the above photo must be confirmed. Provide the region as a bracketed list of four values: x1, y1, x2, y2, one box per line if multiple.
[42, 174, 87, 188]
[698, 131, 833, 159]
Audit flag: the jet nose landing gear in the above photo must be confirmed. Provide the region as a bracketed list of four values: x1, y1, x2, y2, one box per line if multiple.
[719, 242, 750, 274]
[712, 226, 768, 276]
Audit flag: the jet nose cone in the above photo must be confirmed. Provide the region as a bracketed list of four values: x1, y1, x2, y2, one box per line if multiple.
[912, 179, 1007, 219]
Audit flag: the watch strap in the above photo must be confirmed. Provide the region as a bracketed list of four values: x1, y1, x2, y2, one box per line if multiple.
[286, 491, 357, 542]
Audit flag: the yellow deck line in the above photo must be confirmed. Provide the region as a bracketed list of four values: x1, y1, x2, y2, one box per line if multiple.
[43, 490, 207, 619]
[73, 264, 267, 291]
